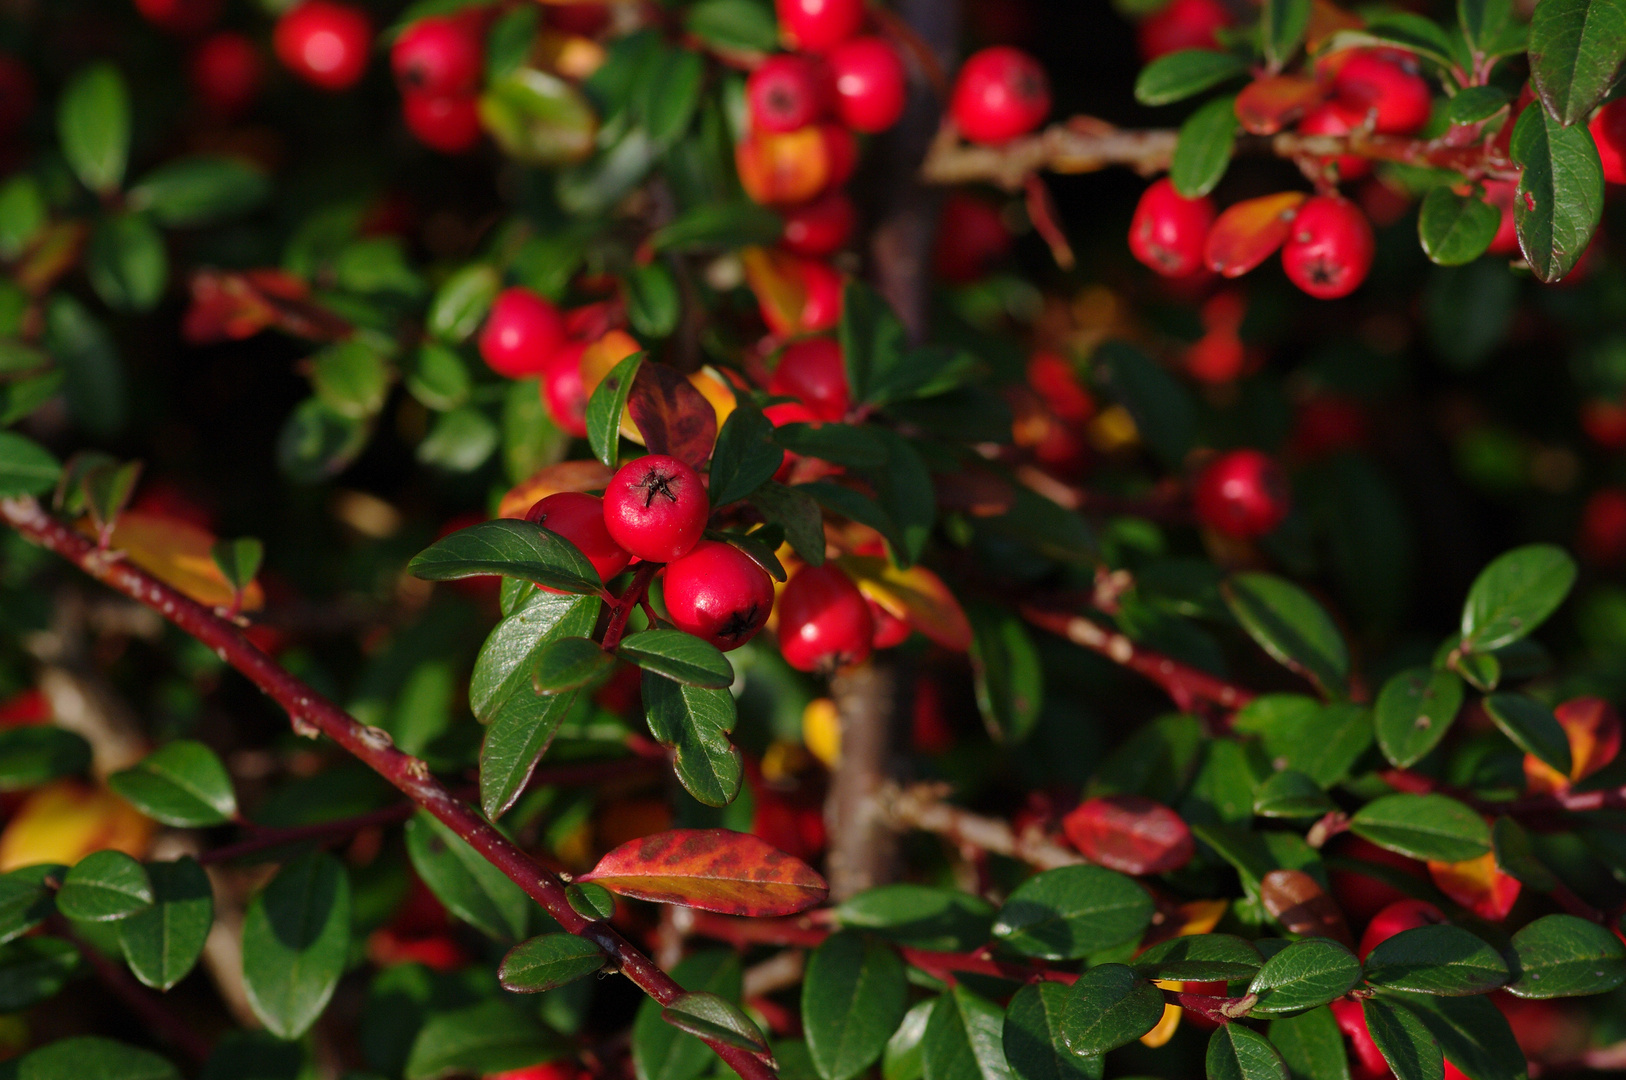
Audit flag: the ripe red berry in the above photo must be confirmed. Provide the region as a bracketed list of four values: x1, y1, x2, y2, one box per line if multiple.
[1590, 99, 1626, 185]
[949, 46, 1050, 144]
[134, 0, 221, 34]
[663, 540, 776, 651]
[820, 123, 859, 186]
[1280, 195, 1374, 300]
[797, 257, 844, 333]
[1357, 898, 1446, 960]
[1128, 178, 1215, 278]
[603, 455, 710, 563]
[777, 564, 875, 672]
[1136, 0, 1229, 61]
[747, 54, 829, 134]
[525, 492, 631, 588]
[867, 598, 912, 649]
[1332, 49, 1432, 136]
[392, 16, 484, 99]
[1580, 487, 1626, 566]
[1296, 101, 1371, 181]
[0, 54, 35, 138]
[932, 193, 1012, 282]
[782, 190, 855, 257]
[403, 93, 482, 153]
[827, 37, 907, 133]
[541, 341, 589, 438]
[479, 287, 567, 378]
[191, 32, 264, 117]
[775, 0, 865, 54]
[1026, 351, 1094, 424]
[274, 1, 372, 92]
[1193, 449, 1290, 538]
[1482, 177, 1520, 254]
[769, 337, 850, 422]
[1330, 999, 1389, 1077]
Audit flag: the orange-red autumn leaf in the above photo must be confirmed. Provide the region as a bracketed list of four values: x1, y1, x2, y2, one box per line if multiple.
[1062, 794, 1194, 876]
[1305, 0, 1364, 52]
[628, 364, 719, 470]
[578, 828, 828, 916]
[1428, 851, 1521, 922]
[1524, 696, 1623, 794]
[1204, 192, 1307, 278]
[498, 460, 618, 520]
[77, 511, 264, 610]
[1234, 75, 1324, 135]
[183, 268, 350, 344]
[838, 555, 973, 652]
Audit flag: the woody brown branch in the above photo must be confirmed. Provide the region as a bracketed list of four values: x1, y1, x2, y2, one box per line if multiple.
[880, 781, 1085, 870]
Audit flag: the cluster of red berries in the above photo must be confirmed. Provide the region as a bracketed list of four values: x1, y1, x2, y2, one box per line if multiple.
[390, 11, 489, 153]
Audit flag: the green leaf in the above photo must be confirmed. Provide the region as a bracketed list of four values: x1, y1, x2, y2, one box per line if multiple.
[1349, 794, 1491, 862]
[617, 629, 735, 689]
[211, 537, 264, 595]
[834, 885, 995, 952]
[405, 811, 530, 940]
[276, 397, 365, 483]
[0, 937, 80, 1012]
[1171, 96, 1239, 198]
[126, 155, 269, 227]
[991, 865, 1153, 961]
[45, 295, 125, 438]
[1246, 938, 1362, 1017]
[1443, 86, 1512, 125]
[418, 406, 498, 472]
[751, 481, 826, 566]
[634, 951, 742, 1080]
[117, 857, 213, 991]
[1207, 1021, 1288, 1080]
[405, 999, 566, 1080]
[58, 63, 130, 194]
[627, 263, 681, 338]
[87, 213, 167, 313]
[407, 344, 472, 411]
[56, 850, 152, 922]
[642, 671, 742, 807]
[1134, 934, 1264, 982]
[108, 740, 237, 827]
[1253, 770, 1335, 819]
[1461, 544, 1578, 652]
[486, 5, 540, 79]
[1362, 998, 1443, 1080]
[840, 281, 909, 408]
[410, 518, 603, 595]
[567, 882, 616, 920]
[969, 606, 1044, 745]
[662, 991, 769, 1052]
[0, 865, 60, 945]
[1269, 1008, 1350, 1080]
[1002, 982, 1101, 1080]
[1363, 925, 1508, 995]
[0, 726, 90, 791]
[684, 0, 778, 49]
[923, 985, 1012, 1080]
[427, 264, 500, 344]
[1223, 573, 1349, 697]
[1262, 0, 1313, 68]
[0, 431, 63, 498]
[1459, 0, 1512, 52]
[586, 350, 646, 469]
[651, 201, 784, 253]
[1528, 0, 1626, 124]
[887, 1001, 935, 1080]
[1134, 49, 1250, 106]
[1375, 668, 1465, 768]
[312, 341, 390, 420]
[1491, 816, 1559, 892]
[802, 932, 908, 1080]
[1510, 107, 1605, 284]
[1417, 188, 1499, 266]
[709, 404, 784, 507]
[499, 933, 607, 993]
[1093, 341, 1194, 470]
[1059, 964, 1164, 1055]
[0, 176, 46, 261]
[17, 1037, 179, 1080]
[1383, 993, 1527, 1080]
[774, 423, 888, 469]
[241, 851, 350, 1040]
[532, 636, 615, 694]
[199, 1032, 307, 1080]
[1506, 913, 1626, 997]
[641, 48, 705, 148]
[1482, 694, 1571, 774]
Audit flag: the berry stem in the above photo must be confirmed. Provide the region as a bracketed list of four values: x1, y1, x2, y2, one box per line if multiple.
[602, 559, 662, 652]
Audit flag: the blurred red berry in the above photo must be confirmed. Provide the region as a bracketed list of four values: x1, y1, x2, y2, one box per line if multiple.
[1193, 449, 1290, 538]
[747, 54, 829, 134]
[1129, 178, 1215, 278]
[1581, 488, 1626, 567]
[479, 287, 567, 378]
[827, 36, 907, 133]
[541, 340, 589, 438]
[775, 0, 866, 53]
[135, 0, 221, 34]
[777, 564, 874, 672]
[1137, 0, 1229, 61]
[932, 192, 1012, 282]
[191, 32, 264, 118]
[782, 190, 855, 257]
[769, 337, 850, 422]
[1297, 101, 1372, 181]
[274, 1, 372, 92]
[1281, 195, 1374, 300]
[949, 46, 1050, 144]
[403, 93, 482, 153]
[392, 15, 484, 98]
[1591, 99, 1626, 184]
[1332, 49, 1432, 135]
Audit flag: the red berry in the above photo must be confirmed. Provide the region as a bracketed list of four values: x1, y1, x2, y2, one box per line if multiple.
[603, 455, 710, 563]
[479, 287, 567, 378]
[392, 16, 484, 99]
[1330, 999, 1390, 1077]
[1026, 351, 1094, 424]
[827, 36, 907, 133]
[868, 598, 912, 649]
[191, 32, 264, 117]
[1357, 898, 1446, 960]
[775, 0, 865, 53]
[134, 0, 221, 34]
[782, 190, 855, 257]
[765, 401, 821, 427]
[1581, 487, 1626, 567]
[541, 341, 589, 438]
[549, 3, 611, 36]
[525, 492, 631, 588]
[1193, 449, 1290, 538]
[1296, 101, 1371, 181]
[1280, 195, 1374, 300]
[932, 193, 1012, 282]
[769, 337, 850, 422]
[798, 257, 844, 332]
[0, 54, 35, 138]
[1128, 178, 1215, 278]
[820, 123, 859, 186]
[1136, 0, 1230, 61]
[1590, 99, 1626, 184]
[747, 54, 829, 134]
[949, 46, 1050, 144]
[274, 1, 372, 92]
[1482, 178, 1520, 255]
[777, 564, 874, 672]
[663, 540, 776, 651]
[1332, 49, 1432, 135]
[403, 93, 482, 153]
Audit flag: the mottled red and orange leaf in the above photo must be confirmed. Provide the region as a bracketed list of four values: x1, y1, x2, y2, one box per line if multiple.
[578, 828, 828, 916]
[629, 364, 719, 471]
[498, 460, 618, 520]
[77, 511, 264, 611]
[1234, 75, 1323, 135]
[1204, 192, 1306, 278]
[1062, 794, 1194, 876]
[1428, 852, 1521, 922]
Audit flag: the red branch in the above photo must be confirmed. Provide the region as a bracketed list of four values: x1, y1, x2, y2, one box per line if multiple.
[603, 560, 662, 652]
[0, 497, 777, 1080]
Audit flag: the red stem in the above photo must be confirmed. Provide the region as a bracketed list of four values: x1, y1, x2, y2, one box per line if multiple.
[603, 561, 662, 652]
[0, 497, 777, 1080]
[199, 801, 415, 865]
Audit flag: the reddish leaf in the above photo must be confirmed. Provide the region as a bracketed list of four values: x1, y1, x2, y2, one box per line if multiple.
[183, 268, 350, 344]
[1061, 794, 1194, 875]
[1525, 696, 1623, 793]
[628, 364, 719, 470]
[1234, 75, 1324, 135]
[932, 467, 1016, 518]
[497, 460, 618, 520]
[578, 828, 828, 916]
[838, 555, 973, 652]
[1305, 0, 1364, 51]
[1259, 868, 1353, 946]
[1427, 852, 1521, 922]
[1204, 192, 1307, 278]
[741, 247, 808, 337]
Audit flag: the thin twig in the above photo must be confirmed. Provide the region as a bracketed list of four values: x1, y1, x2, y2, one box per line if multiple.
[880, 782, 1084, 870]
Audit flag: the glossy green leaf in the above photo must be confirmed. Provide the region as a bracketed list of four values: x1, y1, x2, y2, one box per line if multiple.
[567, 882, 616, 920]
[1362, 998, 1443, 1080]
[1483, 694, 1572, 774]
[1231, 697, 1372, 787]
[0, 176, 45, 260]
[46, 294, 125, 438]
[480, 67, 598, 167]
[1375, 668, 1464, 768]
[991, 865, 1152, 961]
[0, 865, 60, 945]
[834, 885, 995, 952]
[802, 931, 908, 1080]
[211, 537, 263, 594]
[241, 851, 350, 1040]
[117, 857, 213, 991]
[1461, 544, 1578, 652]
[1135, 933, 1264, 981]
[708, 405, 783, 507]
[1349, 794, 1490, 863]
[633, 950, 742, 1080]
[276, 397, 365, 483]
[642, 670, 742, 807]
[1134, 49, 1250, 105]
[1506, 913, 1626, 997]
[410, 518, 603, 595]
[1002, 982, 1101, 1080]
[662, 991, 769, 1052]
[0, 431, 63, 498]
[1417, 189, 1499, 267]
[0, 937, 80, 1012]
[651, 201, 784, 253]
[17, 1036, 178, 1080]
[684, 0, 777, 48]
[1247, 938, 1362, 1016]
[108, 740, 237, 827]
[1444, 86, 1512, 124]
[1171, 96, 1239, 198]
[59, 63, 130, 194]
[1207, 1021, 1288, 1080]
[0, 726, 90, 791]
[617, 629, 734, 689]
[751, 481, 826, 566]
[969, 605, 1044, 745]
[1059, 964, 1164, 1055]
[56, 850, 152, 922]
[126, 155, 269, 227]
[405, 811, 530, 940]
[405, 998, 566, 1080]
[627, 263, 681, 338]
[586, 350, 646, 470]
[1262, 0, 1312, 68]
[418, 406, 498, 472]
[532, 636, 614, 694]
[1459, 0, 1512, 52]
[1269, 1007, 1350, 1080]
[1491, 816, 1559, 892]
[1511, 107, 1604, 283]
[1253, 770, 1335, 819]
[499, 933, 607, 993]
[839, 281, 909, 409]
[1364, 925, 1508, 995]
[312, 341, 390, 420]
[1528, 0, 1626, 124]
[1224, 573, 1349, 697]
[1384, 992, 1527, 1080]
[886, 1001, 936, 1080]
[427, 264, 500, 344]
[87, 213, 167, 313]
[923, 985, 1012, 1080]
[407, 344, 472, 411]
[641, 48, 704, 148]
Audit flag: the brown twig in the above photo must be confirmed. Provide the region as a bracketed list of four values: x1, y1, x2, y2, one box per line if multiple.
[0, 496, 778, 1080]
[880, 782, 1085, 870]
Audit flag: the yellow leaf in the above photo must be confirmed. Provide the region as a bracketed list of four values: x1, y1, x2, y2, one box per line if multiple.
[0, 779, 153, 872]
[80, 512, 263, 610]
[802, 697, 841, 768]
[1140, 1003, 1182, 1048]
